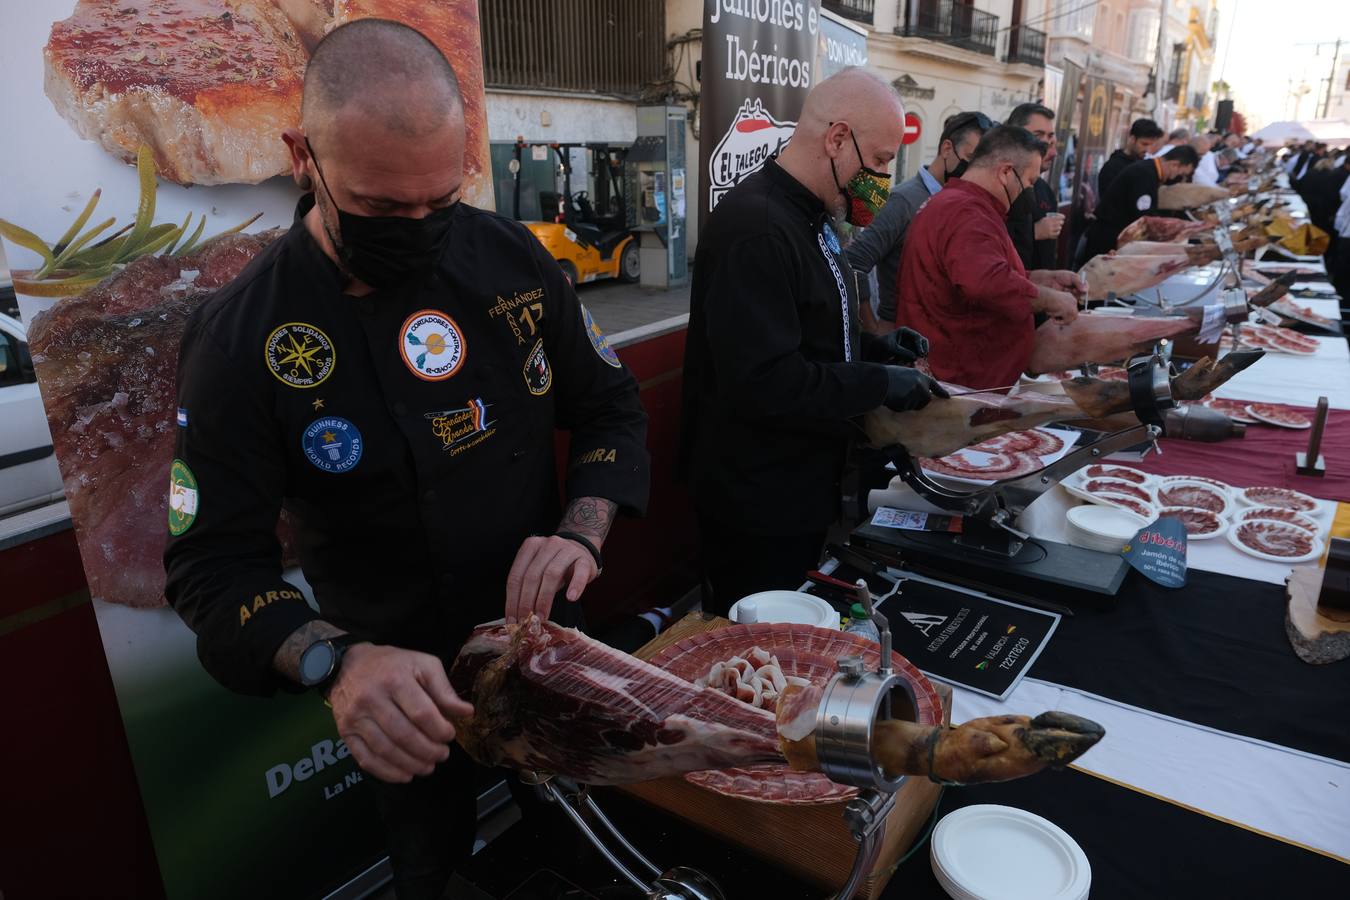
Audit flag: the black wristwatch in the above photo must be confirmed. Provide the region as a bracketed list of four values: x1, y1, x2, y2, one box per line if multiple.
[298, 634, 363, 696]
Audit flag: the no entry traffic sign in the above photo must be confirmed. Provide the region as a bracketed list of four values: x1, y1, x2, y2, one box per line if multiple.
[902, 112, 922, 145]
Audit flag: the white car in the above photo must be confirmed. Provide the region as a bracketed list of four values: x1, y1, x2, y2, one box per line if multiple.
[0, 312, 66, 516]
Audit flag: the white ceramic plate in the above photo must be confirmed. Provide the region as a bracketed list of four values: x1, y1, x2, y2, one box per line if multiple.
[1156, 474, 1233, 497]
[1157, 506, 1229, 540]
[1152, 479, 1234, 517]
[931, 804, 1091, 900]
[1225, 521, 1324, 564]
[729, 591, 838, 629]
[1237, 507, 1320, 536]
[1063, 475, 1156, 509]
[1236, 485, 1318, 511]
[1245, 404, 1312, 429]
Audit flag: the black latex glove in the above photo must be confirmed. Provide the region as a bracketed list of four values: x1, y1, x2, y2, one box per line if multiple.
[882, 366, 949, 412]
[869, 327, 931, 365]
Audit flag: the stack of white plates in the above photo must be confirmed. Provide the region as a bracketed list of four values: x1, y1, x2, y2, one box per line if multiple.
[1065, 504, 1149, 553]
[931, 805, 1091, 900]
[728, 591, 838, 628]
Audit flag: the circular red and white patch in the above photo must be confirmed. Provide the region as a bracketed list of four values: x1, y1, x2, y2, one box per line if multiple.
[399, 309, 467, 381]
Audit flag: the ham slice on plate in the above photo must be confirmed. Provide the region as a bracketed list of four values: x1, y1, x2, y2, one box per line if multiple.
[1086, 464, 1148, 485]
[1155, 482, 1230, 515]
[1204, 398, 1259, 424]
[1228, 520, 1320, 562]
[967, 428, 1064, 457]
[1245, 404, 1312, 429]
[1160, 506, 1225, 538]
[1239, 507, 1319, 536]
[921, 450, 1044, 482]
[1095, 493, 1157, 520]
[1239, 486, 1317, 512]
[1158, 474, 1232, 493]
[1083, 479, 1152, 504]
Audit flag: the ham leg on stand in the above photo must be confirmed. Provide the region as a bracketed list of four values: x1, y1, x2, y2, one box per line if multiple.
[1029, 312, 1197, 374]
[1116, 216, 1213, 247]
[862, 351, 1264, 459]
[448, 618, 1104, 787]
[1081, 254, 1193, 299]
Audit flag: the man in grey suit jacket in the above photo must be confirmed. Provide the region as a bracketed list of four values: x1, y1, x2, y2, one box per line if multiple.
[847, 111, 992, 331]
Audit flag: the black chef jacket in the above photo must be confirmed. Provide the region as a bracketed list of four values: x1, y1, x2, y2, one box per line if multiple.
[1095, 149, 1135, 197]
[1083, 158, 1162, 260]
[1007, 177, 1060, 272]
[164, 196, 650, 696]
[678, 159, 890, 535]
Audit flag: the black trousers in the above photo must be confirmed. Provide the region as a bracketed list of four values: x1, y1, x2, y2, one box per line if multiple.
[697, 513, 826, 618]
[364, 596, 588, 899]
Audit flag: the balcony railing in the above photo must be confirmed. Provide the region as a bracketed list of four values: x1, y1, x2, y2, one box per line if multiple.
[898, 0, 999, 57]
[1007, 23, 1047, 65]
[823, 0, 875, 23]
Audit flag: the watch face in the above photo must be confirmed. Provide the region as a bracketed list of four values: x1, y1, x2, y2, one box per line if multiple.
[299, 641, 336, 686]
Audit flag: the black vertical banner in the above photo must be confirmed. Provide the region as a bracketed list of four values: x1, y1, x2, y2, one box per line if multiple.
[699, 0, 823, 229]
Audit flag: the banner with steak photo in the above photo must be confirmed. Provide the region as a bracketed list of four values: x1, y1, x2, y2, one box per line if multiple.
[0, 2, 492, 897]
[699, 0, 822, 226]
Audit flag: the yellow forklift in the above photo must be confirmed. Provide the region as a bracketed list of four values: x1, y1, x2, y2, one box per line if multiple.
[511, 140, 639, 286]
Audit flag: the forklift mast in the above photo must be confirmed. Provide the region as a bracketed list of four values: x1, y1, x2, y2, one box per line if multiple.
[511, 140, 628, 230]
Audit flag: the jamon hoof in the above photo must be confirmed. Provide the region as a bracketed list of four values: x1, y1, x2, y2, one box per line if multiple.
[873, 712, 1105, 785]
[1248, 272, 1297, 308]
[776, 683, 1105, 785]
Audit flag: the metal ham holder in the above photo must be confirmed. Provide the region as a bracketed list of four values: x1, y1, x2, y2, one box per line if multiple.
[519, 582, 925, 900]
[882, 356, 1170, 559]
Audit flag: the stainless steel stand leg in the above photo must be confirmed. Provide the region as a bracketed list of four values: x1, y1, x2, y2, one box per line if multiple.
[578, 791, 663, 880]
[830, 789, 897, 900]
[540, 780, 653, 894]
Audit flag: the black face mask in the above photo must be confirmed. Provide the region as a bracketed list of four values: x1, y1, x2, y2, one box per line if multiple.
[943, 149, 971, 181]
[1001, 170, 1027, 211]
[307, 139, 456, 289]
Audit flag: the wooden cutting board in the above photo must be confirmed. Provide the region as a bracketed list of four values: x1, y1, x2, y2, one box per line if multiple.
[616, 612, 951, 899]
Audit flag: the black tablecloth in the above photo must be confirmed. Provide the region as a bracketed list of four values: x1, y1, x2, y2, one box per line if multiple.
[456, 769, 1347, 899]
[1029, 569, 1350, 763]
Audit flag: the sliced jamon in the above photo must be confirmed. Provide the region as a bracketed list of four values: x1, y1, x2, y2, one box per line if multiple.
[922, 451, 1044, 481]
[1160, 506, 1222, 536]
[1245, 404, 1312, 429]
[448, 618, 783, 785]
[1239, 507, 1319, 535]
[999, 429, 1065, 456]
[1095, 493, 1156, 519]
[1086, 465, 1148, 484]
[1084, 479, 1153, 504]
[1158, 474, 1231, 492]
[1204, 398, 1259, 424]
[1156, 482, 1229, 514]
[1240, 486, 1317, 512]
[649, 622, 942, 804]
[1231, 520, 1317, 559]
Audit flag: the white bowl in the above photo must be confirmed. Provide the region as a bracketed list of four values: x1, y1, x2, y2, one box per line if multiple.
[931, 804, 1091, 900]
[728, 591, 838, 629]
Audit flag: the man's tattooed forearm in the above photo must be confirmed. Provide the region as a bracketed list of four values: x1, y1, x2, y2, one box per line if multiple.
[558, 496, 617, 546]
[272, 619, 347, 682]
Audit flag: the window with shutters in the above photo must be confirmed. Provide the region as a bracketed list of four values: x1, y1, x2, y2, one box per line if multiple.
[480, 0, 666, 98]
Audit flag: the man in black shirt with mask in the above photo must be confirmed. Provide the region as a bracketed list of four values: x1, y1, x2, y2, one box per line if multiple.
[164, 20, 649, 899]
[1005, 103, 1064, 271]
[680, 68, 946, 615]
[1082, 145, 1200, 260]
[1096, 118, 1164, 196]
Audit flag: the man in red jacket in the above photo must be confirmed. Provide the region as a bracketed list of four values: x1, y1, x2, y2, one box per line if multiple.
[898, 126, 1081, 390]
